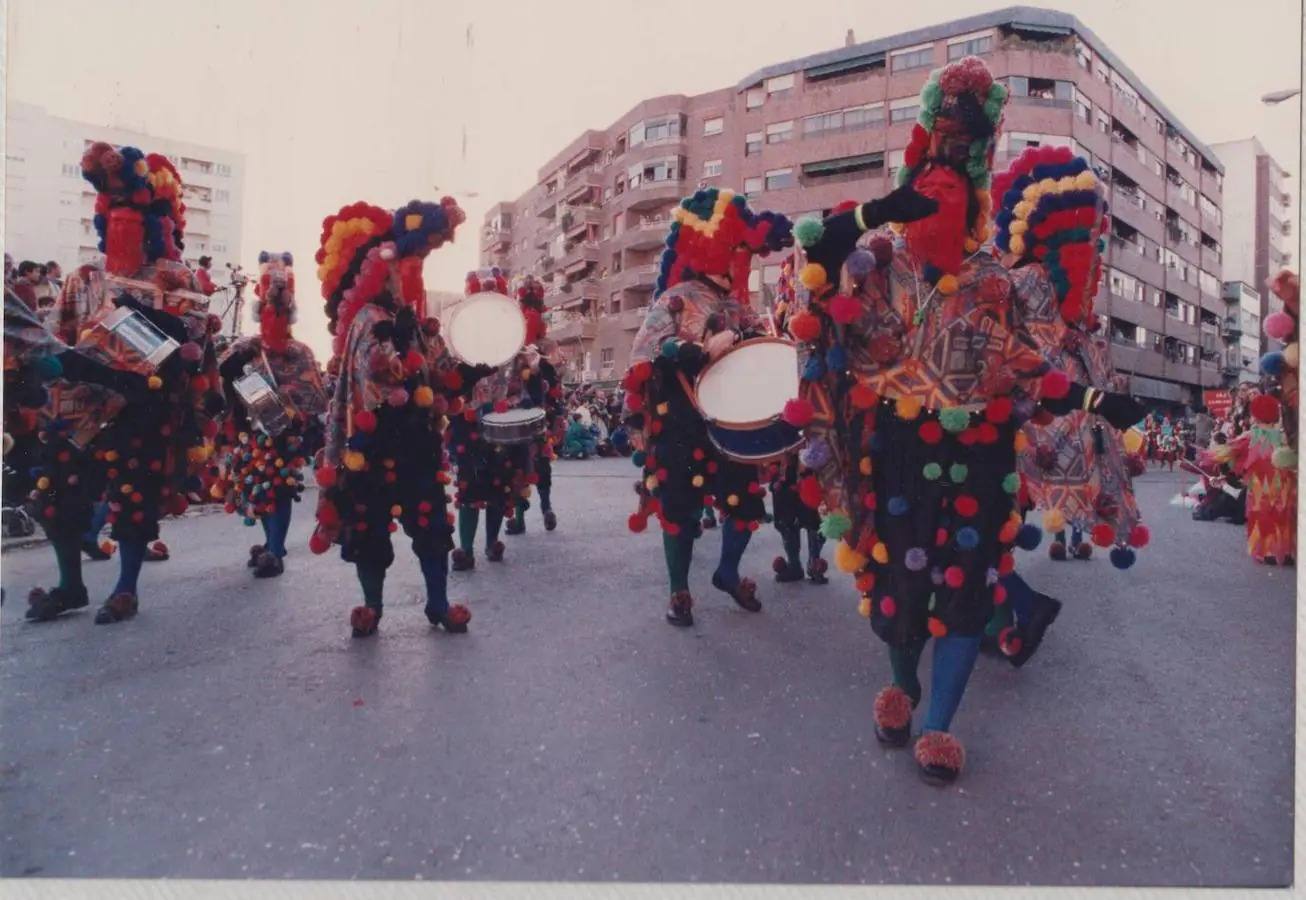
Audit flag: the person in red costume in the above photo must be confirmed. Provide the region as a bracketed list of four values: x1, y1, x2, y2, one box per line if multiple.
[194, 256, 218, 297]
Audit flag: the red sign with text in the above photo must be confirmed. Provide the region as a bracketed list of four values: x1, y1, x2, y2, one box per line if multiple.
[1203, 390, 1233, 418]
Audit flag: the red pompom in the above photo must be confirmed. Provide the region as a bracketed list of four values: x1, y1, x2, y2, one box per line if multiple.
[850, 383, 879, 409]
[943, 566, 965, 589]
[782, 398, 815, 427]
[441, 370, 464, 391]
[797, 475, 823, 509]
[788, 311, 821, 343]
[403, 350, 425, 374]
[998, 552, 1016, 575]
[976, 422, 999, 444]
[353, 409, 378, 433]
[984, 397, 1013, 424]
[954, 495, 979, 517]
[832, 200, 859, 215]
[918, 420, 943, 445]
[168, 494, 188, 517]
[315, 466, 337, 488]
[1041, 369, 1070, 400]
[828, 294, 861, 325]
[493, 399, 510, 414]
[1251, 393, 1281, 424]
[309, 530, 331, 554]
[627, 513, 648, 533]
[1128, 524, 1150, 548]
[993, 584, 1008, 605]
[1091, 523, 1115, 548]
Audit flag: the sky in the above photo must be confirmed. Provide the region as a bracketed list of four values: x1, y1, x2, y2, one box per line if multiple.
[6, 0, 1302, 356]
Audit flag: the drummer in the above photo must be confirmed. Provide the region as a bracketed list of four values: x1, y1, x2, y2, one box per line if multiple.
[621, 187, 793, 627]
[506, 276, 562, 535]
[449, 268, 543, 571]
[214, 251, 327, 578]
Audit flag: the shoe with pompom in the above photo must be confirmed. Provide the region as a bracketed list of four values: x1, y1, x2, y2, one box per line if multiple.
[451, 549, 475, 571]
[807, 558, 829, 585]
[487, 541, 505, 562]
[427, 602, 471, 634]
[25, 585, 90, 622]
[94, 592, 138, 625]
[543, 510, 558, 531]
[252, 551, 285, 579]
[1006, 592, 1062, 668]
[873, 685, 915, 747]
[82, 540, 112, 562]
[350, 605, 380, 638]
[665, 590, 694, 628]
[773, 557, 804, 583]
[915, 731, 965, 785]
[505, 519, 525, 536]
[1048, 541, 1067, 561]
[712, 572, 761, 612]
[1073, 542, 1092, 561]
[145, 540, 169, 562]
[247, 544, 266, 568]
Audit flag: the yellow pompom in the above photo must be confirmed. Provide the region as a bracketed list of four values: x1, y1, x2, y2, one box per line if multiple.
[36, 477, 50, 490]
[859, 456, 872, 476]
[1042, 509, 1066, 533]
[895, 396, 922, 421]
[1014, 431, 1029, 452]
[726, 494, 740, 507]
[936, 275, 959, 295]
[344, 451, 366, 471]
[147, 375, 163, 390]
[413, 385, 435, 407]
[644, 475, 659, 491]
[104, 450, 119, 462]
[1021, 185, 1041, 202]
[1123, 429, 1144, 454]
[120, 484, 133, 494]
[1075, 171, 1098, 191]
[209, 483, 223, 499]
[964, 238, 980, 253]
[1009, 220, 1028, 235]
[691, 475, 704, 488]
[858, 596, 873, 618]
[390, 504, 402, 517]
[871, 541, 889, 564]
[1014, 201, 1034, 219]
[835, 540, 869, 573]
[1010, 236, 1026, 257]
[1284, 343, 1299, 369]
[187, 443, 210, 463]
[1037, 178, 1057, 194]
[655, 402, 669, 416]
[1057, 176, 1076, 192]
[798, 263, 827, 291]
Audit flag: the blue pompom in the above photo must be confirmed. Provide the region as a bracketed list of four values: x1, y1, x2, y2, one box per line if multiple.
[803, 356, 826, 381]
[632, 451, 646, 467]
[825, 345, 847, 372]
[1015, 523, 1042, 551]
[1261, 351, 1286, 377]
[955, 526, 980, 549]
[1109, 546, 1136, 570]
[845, 249, 876, 282]
[660, 339, 680, 359]
[887, 496, 910, 516]
[33, 354, 63, 381]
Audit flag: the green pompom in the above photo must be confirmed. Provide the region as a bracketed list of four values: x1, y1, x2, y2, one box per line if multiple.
[920, 81, 942, 111]
[896, 166, 912, 188]
[795, 216, 825, 248]
[1002, 472, 1022, 494]
[33, 354, 63, 381]
[918, 109, 936, 131]
[660, 339, 680, 359]
[1272, 447, 1298, 470]
[949, 463, 969, 483]
[922, 462, 943, 481]
[820, 512, 852, 540]
[939, 407, 970, 433]
[988, 81, 1008, 104]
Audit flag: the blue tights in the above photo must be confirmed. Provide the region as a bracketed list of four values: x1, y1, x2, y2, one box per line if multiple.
[112, 539, 146, 596]
[260, 499, 293, 558]
[713, 517, 752, 590]
[889, 634, 983, 733]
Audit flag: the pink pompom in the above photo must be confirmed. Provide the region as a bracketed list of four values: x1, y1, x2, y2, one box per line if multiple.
[1264, 311, 1295, 341]
[1041, 369, 1070, 400]
[781, 398, 814, 428]
[828, 294, 861, 325]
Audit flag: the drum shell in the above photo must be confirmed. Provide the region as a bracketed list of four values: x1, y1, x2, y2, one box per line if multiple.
[481, 409, 547, 445]
[691, 337, 802, 464]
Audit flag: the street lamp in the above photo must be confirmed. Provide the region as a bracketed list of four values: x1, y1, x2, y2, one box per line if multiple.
[1261, 88, 1301, 105]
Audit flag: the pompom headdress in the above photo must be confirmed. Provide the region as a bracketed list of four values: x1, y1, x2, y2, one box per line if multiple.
[317, 198, 464, 358]
[255, 251, 297, 351]
[895, 56, 1008, 247]
[991, 147, 1109, 326]
[656, 188, 794, 302]
[81, 141, 188, 274]
[515, 274, 548, 345]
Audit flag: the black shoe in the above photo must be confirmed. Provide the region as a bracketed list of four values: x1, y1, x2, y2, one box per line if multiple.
[701, 516, 717, 530]
[451, 549, 474, 571]
[247, 544, 266, 568]
[81, 540, 111, 561]
[252, 552, 285, 578]
[665, 590, 694, 627]
[806, 559, 829, 585]
[543, 510, 557, 531]
[25, 585, 90, 622]
[711, 572, 761, 612]
[94, 592, 138, 625]
[505, 519, 525, 536]
[1007, 593, 1063, 668]
[774, 565, 804, 583]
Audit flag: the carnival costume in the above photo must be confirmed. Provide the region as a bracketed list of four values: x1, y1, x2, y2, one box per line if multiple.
[215, 251, 327, 578]
[792, 57, 1143, 783]
[448, 269, 542, 569]
[27, 142, 224, 625]
[505, 276, 562, 535]
[309, 198, 479, 637]
[622, 188, 793, 627]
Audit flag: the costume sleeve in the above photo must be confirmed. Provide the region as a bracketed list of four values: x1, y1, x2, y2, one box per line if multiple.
[629, 296, 681, 367]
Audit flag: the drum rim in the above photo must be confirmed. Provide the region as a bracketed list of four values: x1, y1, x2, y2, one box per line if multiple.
[446, 292, 527, 367]
[693, 335, 799, 429]
[482, 407, 547, 424]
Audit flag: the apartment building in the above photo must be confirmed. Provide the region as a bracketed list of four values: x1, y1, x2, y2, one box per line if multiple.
[1222, 280, 1264, 385]
[5, 101, 245, 278]
[1212, 137, 1295, 361]
[481, 6, 1228, 407]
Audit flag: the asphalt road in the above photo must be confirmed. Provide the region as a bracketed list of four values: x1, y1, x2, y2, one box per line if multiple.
[0, 460, 1294, 886]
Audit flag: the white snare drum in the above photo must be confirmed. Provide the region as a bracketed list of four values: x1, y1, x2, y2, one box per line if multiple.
[446, 291, 527, 367]
[693, 337, 803, 463]
[76, 305, 180, 376]
[481, 407, 547, 445]
[234, 369, 292, 436]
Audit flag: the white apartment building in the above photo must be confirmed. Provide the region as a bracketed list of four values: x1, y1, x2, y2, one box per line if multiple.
[5, 101, 245, 276]
[1212, 137, 1294, 326]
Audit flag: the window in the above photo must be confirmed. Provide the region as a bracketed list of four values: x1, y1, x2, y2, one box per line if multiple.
[1135, 326, 1149, 349]
[744, 176, 763, 196]
[803, 110, 843, 138]
[889, 97, 920, 123]
[216, 163, 231, 177]
[1094, 59, 1111, 84]
[1199, 269, 1220, 296]
[630, 115, 683, 147]
[703, 116, 724, 136]
[746, 88, 765, 110]
[745, 131, 763, 156]
[212, 242, 227, 254]
[1096, 109, 1110, 135]
[891, 45, 933, 71]
[843, 103, 884, 130]
[627, 157, 683, 188]
[947, 32, 992, 60]
[765, 73, 795, 97]
[60, 163, 79, 177]
[609, 294, 621, 315]
[802, 104, 883, 139]
[1109, 268, 1142, 302]
[888, 149, 905, 178]
[1075, 39, 1092, 70]
[1074, 90, 1091, 125]
[600, 348, 614, 368]
[802, 153, 884, 182]
[765, 167, 796, 191]
[215, 189, 230, 203]
[702, 159, 722, 178]
[765, 120, 794, 144]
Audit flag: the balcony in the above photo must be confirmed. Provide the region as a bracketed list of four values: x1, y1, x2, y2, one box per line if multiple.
[537, 192, 559, 220]
[1110, 187, 1163, 242]
[619, 214, 673, 250]
[548, 317, 597, 342]
[612, 263, 659, 292]
[562, 170, 603, 205]
[480, 227, 511, 251]
[559, 240, 599, 274]
[613, 305, 651, 332]
[623, 179, 687, 212]
[561, 206, 602, 238]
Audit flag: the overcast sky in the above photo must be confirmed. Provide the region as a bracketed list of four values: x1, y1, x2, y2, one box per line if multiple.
[7, 0, 1302, 355]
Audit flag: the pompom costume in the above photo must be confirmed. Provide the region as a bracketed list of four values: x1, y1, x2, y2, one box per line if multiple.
[623, 187, 793, 626]
[215, 252, 327, 577]
[791, 58, 1142, 782]
[506, 276, 563, 535]
[311, 198, 478, 637]
[26, 142, 225, 626]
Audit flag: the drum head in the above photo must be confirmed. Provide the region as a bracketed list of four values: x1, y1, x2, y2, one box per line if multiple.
[482, 408, 545, 426]
[446, 293, 527, 367]
[696, 339, 799, 426]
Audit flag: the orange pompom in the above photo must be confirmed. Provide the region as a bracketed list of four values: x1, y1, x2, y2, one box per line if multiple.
[788, 311, 821, 343]
[850, 383, 879, 409]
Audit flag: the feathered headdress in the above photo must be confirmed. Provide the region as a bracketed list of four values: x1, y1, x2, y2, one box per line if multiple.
[317, 198, 464, 358]
[992, 147, 1109, 326]
[656, 188, 793, 302]
[895, 56, 1007, 246]
[81, 142, 188, 274]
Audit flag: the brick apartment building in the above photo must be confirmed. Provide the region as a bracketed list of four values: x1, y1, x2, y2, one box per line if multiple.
[480, 6, 1230, 409]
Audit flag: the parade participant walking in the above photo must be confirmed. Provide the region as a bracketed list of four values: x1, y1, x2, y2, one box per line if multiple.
[215, 251, 327, 578]
[621, 187, 793, 627]
[768, 452, 827, 584]
[309, 198, 479, 637]
[506, 276, 561, 534]
[792, 57, 1143, 783]
[988, 146, 1149, 664]
[27, 142, 225, 625]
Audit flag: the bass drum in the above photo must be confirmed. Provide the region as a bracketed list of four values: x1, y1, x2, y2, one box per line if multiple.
[693, 337, 803, 463]
[445, 291, 527, 367]
[481, 407, 547, 445]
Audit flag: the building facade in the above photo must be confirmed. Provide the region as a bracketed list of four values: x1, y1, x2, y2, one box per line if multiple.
[5, 101, 245, 280]
[1211, 137, 1294, 359]
[1222, 280, 1263, 385]
[481, 6, 1229, 406]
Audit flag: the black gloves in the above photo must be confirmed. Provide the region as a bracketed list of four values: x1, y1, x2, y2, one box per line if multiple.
[56, 350, 149, 403]
[803, 186, 937, 290]
[217, 345, 258, 382]
[863, 184, 939, 227]
[1041, 381, 1145, 431]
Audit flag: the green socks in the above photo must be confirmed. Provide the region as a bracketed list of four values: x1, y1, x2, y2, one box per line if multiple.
[662, 531, 695, 593]
[356, 563, 386, 611]
[457, 506, 478, 554]
[889, 639, 926, 707]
